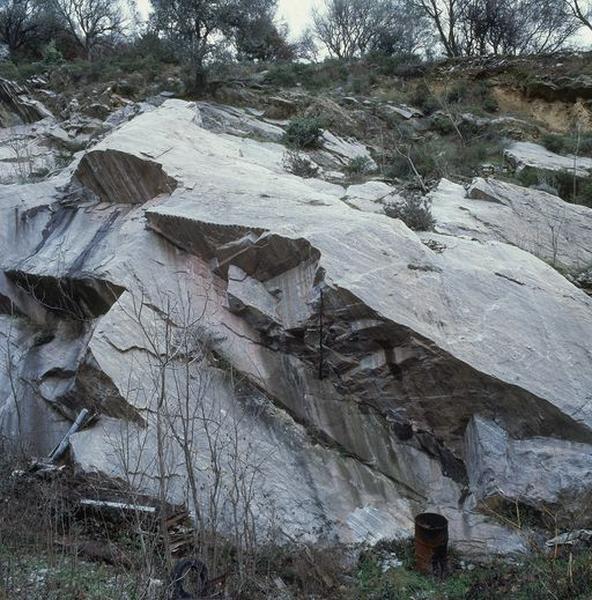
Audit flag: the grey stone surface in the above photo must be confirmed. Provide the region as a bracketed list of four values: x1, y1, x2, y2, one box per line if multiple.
[466, 416, 592, 527]
[430, 177, 592, 274]
[1, 99, 591, 557]
[504, 140, 592, 179]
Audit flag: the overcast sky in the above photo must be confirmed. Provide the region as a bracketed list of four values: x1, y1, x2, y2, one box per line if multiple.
[277, 0, 316, 36]
[137, 0, 317, 33]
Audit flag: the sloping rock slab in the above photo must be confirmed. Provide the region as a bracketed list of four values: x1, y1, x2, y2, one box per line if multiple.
[466, 416, 592, 527]
[429, 178, 592, 274]
[75, 149, 177, 203]
[504, 141, 592, 179]
[0, 78, 53, 125]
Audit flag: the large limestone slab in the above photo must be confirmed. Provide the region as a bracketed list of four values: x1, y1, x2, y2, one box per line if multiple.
[466, 416, 592, 527]
[504, 141, 592, 179]
[430, 177, 592, 274]
[1, 99, 591, 557]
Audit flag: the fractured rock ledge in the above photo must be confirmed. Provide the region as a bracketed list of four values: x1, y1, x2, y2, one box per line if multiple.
[1, 98, 591, 557]
[75, 149, 177, 203]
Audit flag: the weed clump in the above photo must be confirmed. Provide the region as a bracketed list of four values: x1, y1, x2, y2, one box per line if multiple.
[284, 117, 324, 149]
[384, 195, 435, 231]
[345, 155, 373, 177]
[282, 151, 320, 178]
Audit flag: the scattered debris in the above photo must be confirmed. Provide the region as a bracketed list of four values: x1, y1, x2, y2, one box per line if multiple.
[48, 408, 93, 463]
[546, 530, 592, 548]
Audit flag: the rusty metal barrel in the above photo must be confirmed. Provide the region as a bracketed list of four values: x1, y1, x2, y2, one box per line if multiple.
[414, 512, 449, 576]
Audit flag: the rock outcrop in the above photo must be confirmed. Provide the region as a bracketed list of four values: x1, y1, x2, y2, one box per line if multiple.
[2, 99, 592, 558]
[430, 177, 592, 274]
[466, 416, 592, 527]
[0, 78, 53, 126]
[504, 140, 592, 179]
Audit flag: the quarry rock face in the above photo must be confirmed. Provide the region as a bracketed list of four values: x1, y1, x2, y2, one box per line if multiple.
[466, 416, 592, 528]
[430, 177, 592, 275]
[0, 78, 53, 126]
[504, 140, 592, 179]
[2, 99, 592, 557]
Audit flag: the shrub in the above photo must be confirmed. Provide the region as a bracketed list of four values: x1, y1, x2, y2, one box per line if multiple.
[482, 95, 499, 113]
[541, 131, 592, 157]
[446, 81, 470, 104]
[351, 75, 372, 95]
[541, 133, 568, 154]
[517, 167, 592, 207]
[284, 117, 323, 149]
[265, 60, 350, 91]
[384, 195, 435, 231]
[265, 63, 301, 87]
[431, 113, 456, 135]
[408, 82, 439, 115]
[366, 52, 427, 78]
[42, 40, 64, 65]
[345, 155, 372, 176]
[282, 151, 320, 178]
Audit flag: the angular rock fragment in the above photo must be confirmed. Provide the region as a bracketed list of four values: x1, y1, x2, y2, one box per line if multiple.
[466, 416, 592, 527]
[75, 149, 177, 203]
[504, 140, 592, 179]
[0, 78, 53, 125]
[430, 177, 592, 274]
[5, 271, 124, 320]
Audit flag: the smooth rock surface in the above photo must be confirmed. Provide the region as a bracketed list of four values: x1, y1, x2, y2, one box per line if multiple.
[504, 141, 592, 178]
[1, 99, 591, 557]
[430, 177, 592, 273]
[466, 416, 592, 527]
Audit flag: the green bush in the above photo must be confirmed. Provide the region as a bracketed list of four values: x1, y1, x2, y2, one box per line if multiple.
[431, 113, 456, 135]
[541, 133, 568, 154]
[366, 52, 427, 78]
[345, 155, 373, 176]
[265, 63, 301, 87]
[265, 59, 349, 91]
[284, 117, 324, 149]
[0, 62, 20, 80]
[541, 131, 592, 157]
[446, 80, 470, 104]
[351, 75, 372, 95]
[384, 195, 435, 231]
[482, 95, 499, 113]
[517, 167, 592, 207]
[387, 134, 502, 184]
[408, 82, 439, 115]
[42, 40, 64, 65]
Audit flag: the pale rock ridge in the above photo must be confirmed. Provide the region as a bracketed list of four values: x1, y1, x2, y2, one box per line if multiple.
[0, 99, 591, 557]
[429, 177, 592, 274]
[504, 140, 592, 178]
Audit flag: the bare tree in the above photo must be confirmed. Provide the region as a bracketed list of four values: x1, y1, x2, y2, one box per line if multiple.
[370, 1, 432, 56]
[297, 27, 320, 62]
[462, 0, 577, 55]
[561, 0, 592, 32]
[411, 0, 468, 57]
[0, 0, 42, 52]
[313, 0, 392, 59]
[413, 0, 577, 56]
[108, 287, 272, 586]
[50, 0, 124, 59]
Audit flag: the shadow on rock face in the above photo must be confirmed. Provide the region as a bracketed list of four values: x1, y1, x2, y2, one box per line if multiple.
[5, 271, 124, 320]
[74, 149, 178, 204]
